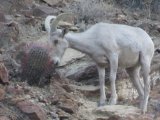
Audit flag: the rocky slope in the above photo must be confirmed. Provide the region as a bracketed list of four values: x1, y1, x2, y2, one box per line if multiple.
[0, 0, 160, 120]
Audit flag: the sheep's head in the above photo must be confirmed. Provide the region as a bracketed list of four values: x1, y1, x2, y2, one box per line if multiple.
[49, 13, 73, 66]
[49, 29, 68, 66]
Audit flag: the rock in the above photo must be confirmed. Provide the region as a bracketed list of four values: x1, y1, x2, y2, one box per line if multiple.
[6, 85, 24, 96]
[41, 0, 62, 6]
[17, 100, 47, 120]
[94, 105, 140, 115]
[49, 80, 80, 115]
[134, 114, 154, 120]
[55, 95, 79, 114]
[0, 11, 6, 23]
[32, 5, 55, 17]
[132, 12, 140, 20]
[0, 116, 10, 120]
[156, 108, 160, 116]
[0, 0, 15, 14]
[69, 26, 79, 31]
[94, 105, 141, 119]
[50, 112, 59, 120]
[69, 84, 100, 97]
[117, 79, 138, 100]
[60, 48, 85, 66]
[21, 10, 34, 18]
[58, 97, 79, 114]
[0, 22, 19, 48]
[94, 105, 155, 120]
[156, 25, 160, 33]
[38, 96, 48, 103]
[0, 88, 5, 100]
[62, 84, 74, 93]
[0, 57, 9, 85]
[57, 109, 70, 120]
[58, 21, 74, 28]
[156, 117, 160, 120]
[22, 4, 55, 18]
[69, 85, 99, 92]
[66, 64, 98, 82]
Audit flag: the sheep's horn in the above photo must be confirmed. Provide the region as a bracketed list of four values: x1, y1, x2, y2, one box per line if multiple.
[51, 13, 74, 32]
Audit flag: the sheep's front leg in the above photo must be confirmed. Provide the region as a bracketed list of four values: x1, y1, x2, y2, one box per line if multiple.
[97, 65, 106, 106]
[109, 54, 118, 105]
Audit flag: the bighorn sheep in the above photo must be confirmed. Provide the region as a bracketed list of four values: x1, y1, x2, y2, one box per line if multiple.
[45, 13, 154, 113]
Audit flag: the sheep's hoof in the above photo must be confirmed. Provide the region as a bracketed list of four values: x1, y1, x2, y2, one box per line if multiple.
[141, 108, 147, 114]
[141, 105, 147, 114]
[108, 97, 117, 105]
[97, 101, 107, 107]
[141, 110, 146, 115]
[138, 102, 147, 114]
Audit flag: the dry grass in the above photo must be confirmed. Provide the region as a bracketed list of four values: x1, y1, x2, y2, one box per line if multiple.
[66, 0, 116, 24]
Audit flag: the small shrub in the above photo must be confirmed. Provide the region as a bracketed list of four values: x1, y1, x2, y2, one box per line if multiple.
[66, 0, 114, 24]
[115, 0, 160, 14]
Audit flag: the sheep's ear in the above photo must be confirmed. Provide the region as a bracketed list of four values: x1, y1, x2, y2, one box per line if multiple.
[61, 28, 69, 37]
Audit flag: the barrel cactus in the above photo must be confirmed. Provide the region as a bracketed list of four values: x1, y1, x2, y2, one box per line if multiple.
[19, 40, 55, 86]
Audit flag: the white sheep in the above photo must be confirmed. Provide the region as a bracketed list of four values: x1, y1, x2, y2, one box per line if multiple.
[45, 13, 154, 113]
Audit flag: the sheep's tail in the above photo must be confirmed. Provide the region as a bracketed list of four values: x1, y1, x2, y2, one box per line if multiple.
[44, 15, 56, 33]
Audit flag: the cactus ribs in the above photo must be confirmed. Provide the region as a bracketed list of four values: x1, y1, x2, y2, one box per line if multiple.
[20, 40, 55, 86]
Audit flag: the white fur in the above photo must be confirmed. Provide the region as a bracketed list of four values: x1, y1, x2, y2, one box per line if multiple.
[44, 15, 56, 33]
[46, 15, 154, 113]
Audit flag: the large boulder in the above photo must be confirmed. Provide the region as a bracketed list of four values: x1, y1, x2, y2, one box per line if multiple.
[16, 100, 47, 120]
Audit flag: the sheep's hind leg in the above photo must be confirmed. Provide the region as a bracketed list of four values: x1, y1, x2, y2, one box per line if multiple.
[97, 65, 106, 106]
[140, 55, 151, 114]
[126, 66, 144, 107]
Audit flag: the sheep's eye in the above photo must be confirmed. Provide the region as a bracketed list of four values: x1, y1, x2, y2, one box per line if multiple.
[54, 40, 58, 45]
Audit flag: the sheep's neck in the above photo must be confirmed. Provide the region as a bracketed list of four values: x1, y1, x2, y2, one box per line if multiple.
[65, 32, 92, 55]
